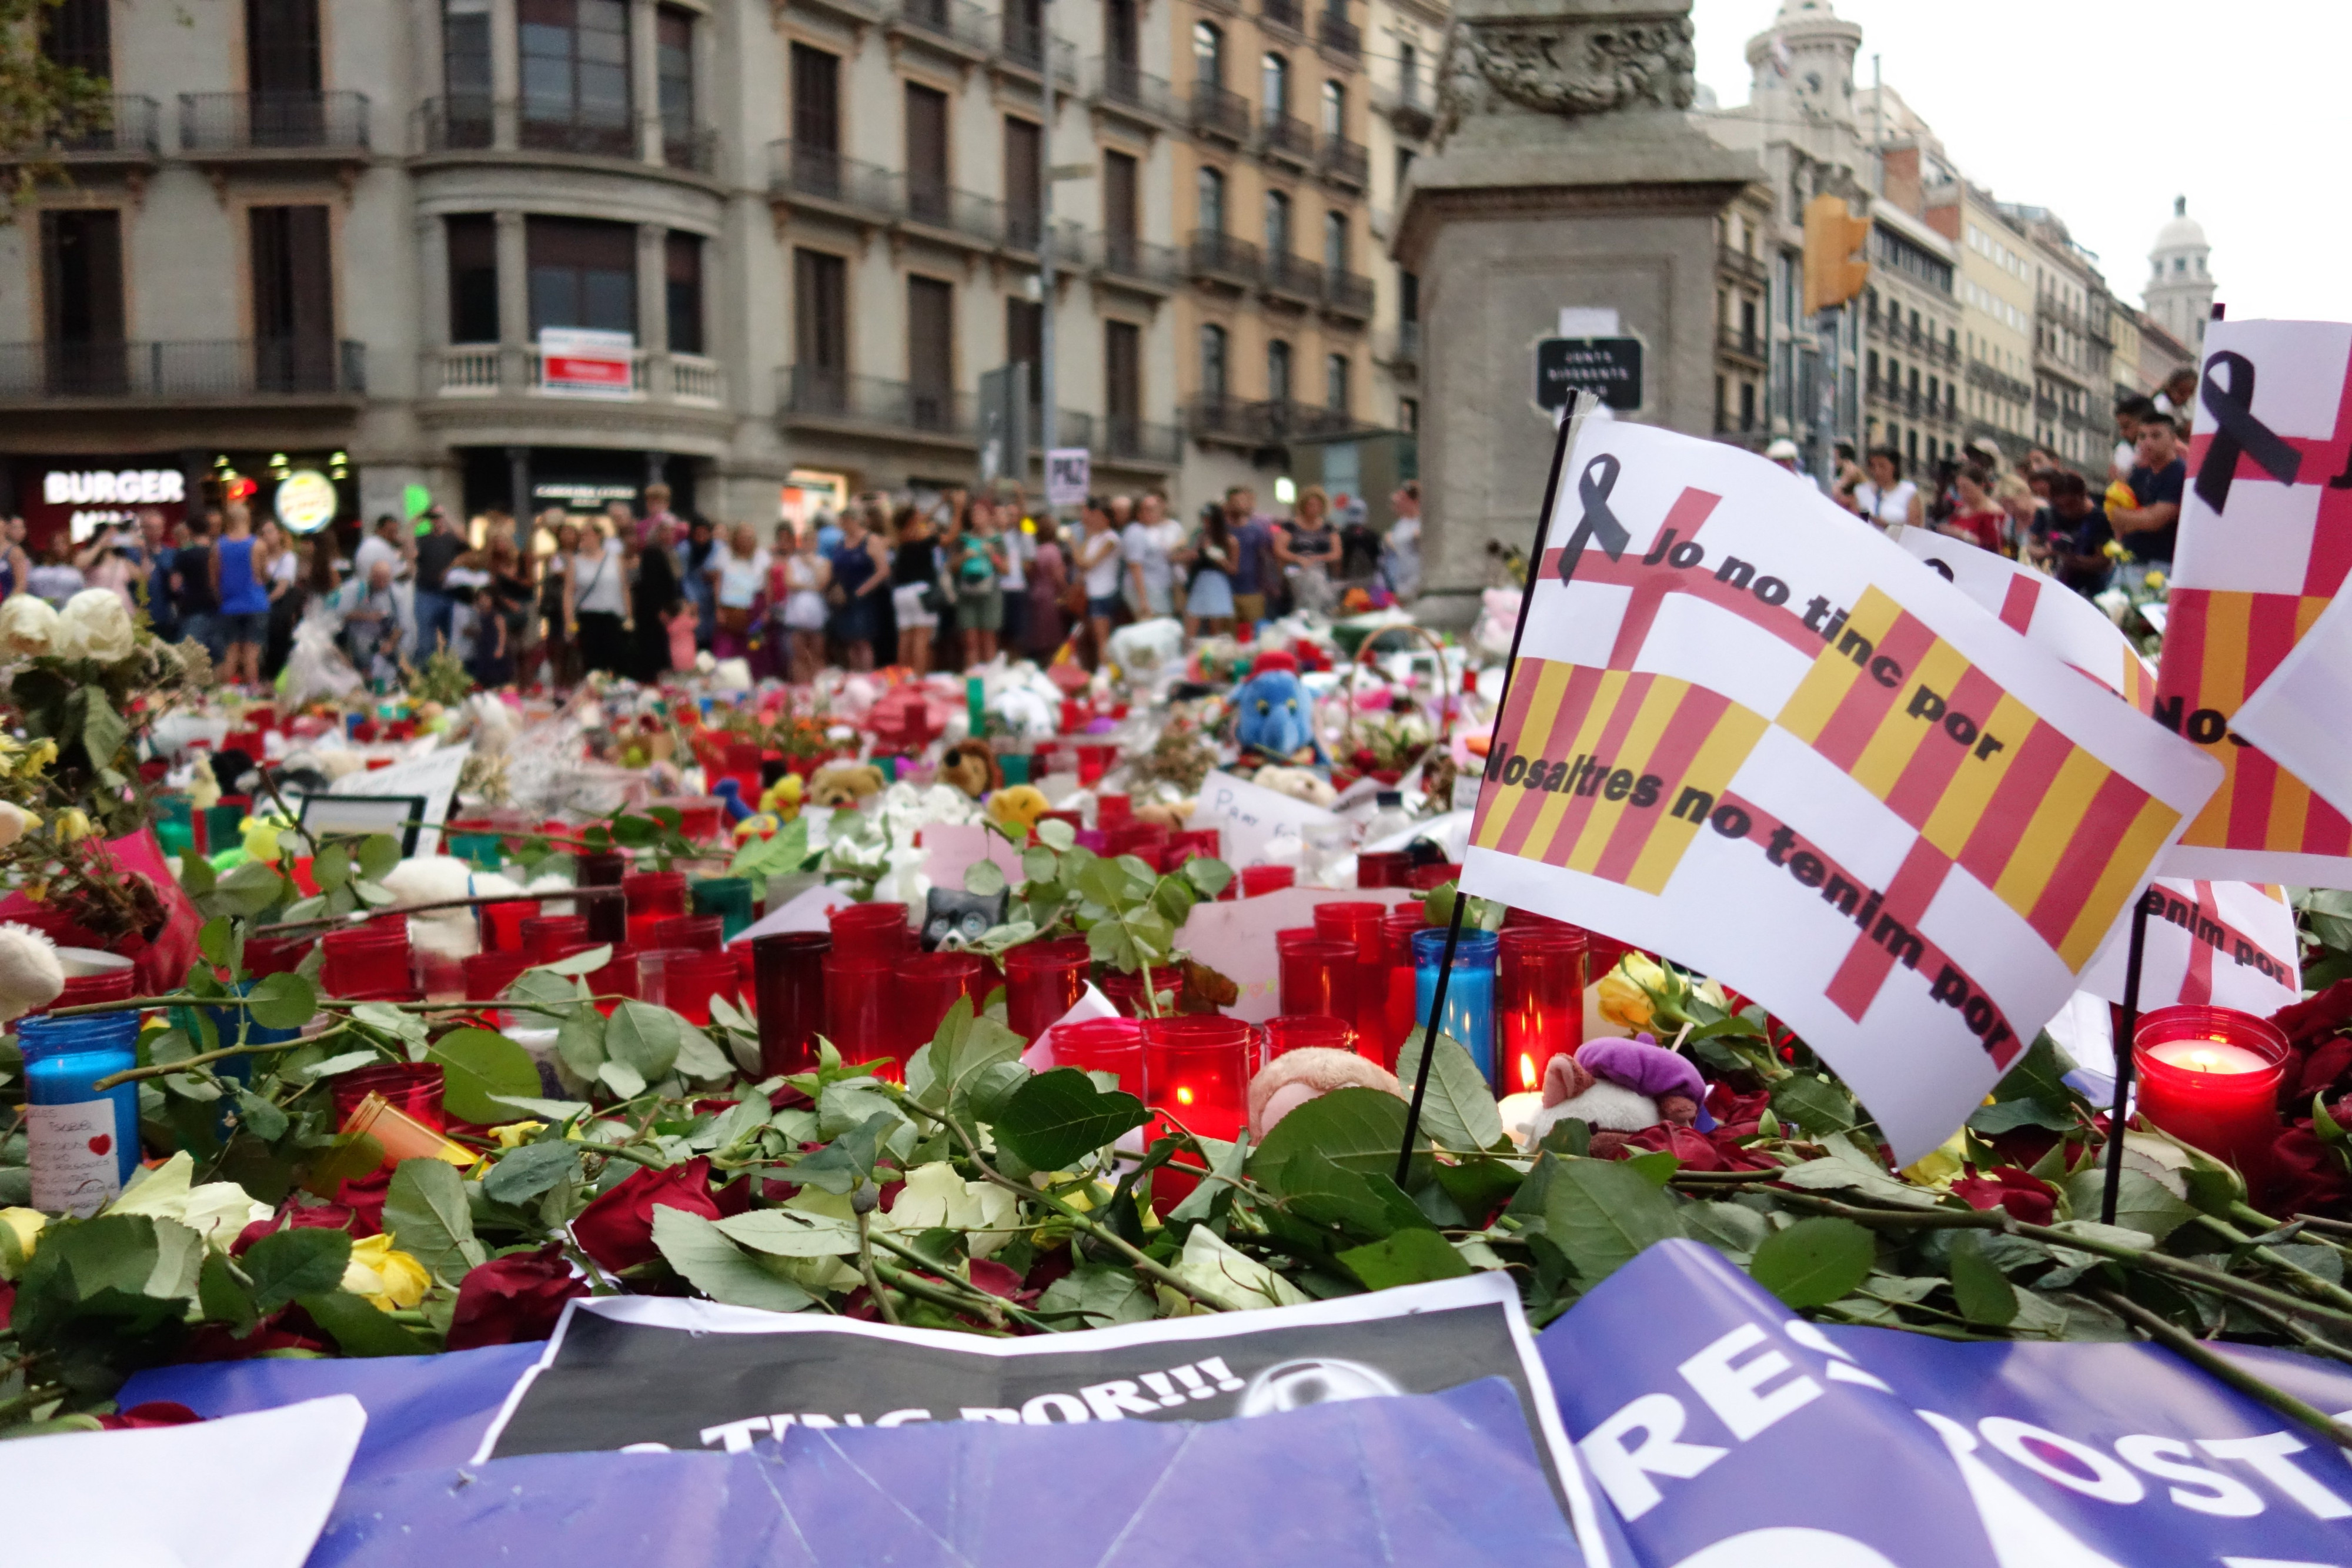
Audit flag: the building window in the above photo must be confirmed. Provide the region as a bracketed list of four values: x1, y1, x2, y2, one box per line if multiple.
[1106, 0, 1138, 66]
[1738, 381, 1756, 432]
[1396, 42, 1417, 106]
[442, 0, 493, 142]
[1264, 188, 1291, 255]
[665, 232, 703, 355]
[1106, 320, 1141, 433]
[526, 215, 635, 335]
[904, 83, 949, 211]
[250, 205, 336, 391]
[1399, 270, 1418, 323]
[907, 275, 954, 426]
[656, 5, 694, 156]
[1261, 52, 1288, 118]
[1320, 79, 1344, 137]
[1192, 21, 1222, 86]
[1102, 149, 1138, 246]
[1008, 296, 1043, 383]
[520, 0, 632, 155]
[1267, 338, 1292, 403]
[790, 44, 839, 152]
[247, 0, 322, 96]
[1398, 395, 1418, 433]
[793, 248, 847, 398]
[1197, 165, 1225, 232]
[1322, 209, 1347, 274]
[1324, 352, 1348, 413]
[1200, 322, 1228, 399]
[1004, 116, 1042, 243]
[446, 213, 499, 343]
[41, 0, 111, 75]
[1714, 374, 1726, 430]
[39, 209, 123, 346]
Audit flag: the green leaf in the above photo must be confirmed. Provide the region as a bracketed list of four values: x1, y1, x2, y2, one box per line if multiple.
[1251, 1086, 1415, 1193]
[711, 1208, 861, 1258]
[599, 1059, 647, 1099]
[1969, 1097, 2076, 1135]
[1021, 846, 1060, 885]
[1337, 1227, 1475, 1290]
[247, 972, 319, 1031]
[357, 834, 403, 883]
[1183, 857, 1234, 897]
[653, 1207, 817, 1312]
[1949, 1231, 2020, 1326]
[198, 915, 238, 971]
[673, 1023, 733, 1082]
[350, 1001, 429, 1047]
[556, 1007, 608, 1078]
[994, 1068, 1151, 1172]
[1394, 1031, 1506, 1151]
[1167, 1131, 1251, 1225]
[1770, 1072, 1858, 1137]
[786, 1109, 899, 1194]
[243, 1226, 353, 1316]
[1279, 1151, 1429, 1237]
[535, 944, 614, 979]
[1991, 1032, 2086, 1108]
[382, 1157, 485, 1285]
[2062, 1168, 2195, 1243]
[964, 858, 1007, 896]
[426, 1028, 544, 1124]
[606, 1001, 683, 1083]
[209, 859, 290, 919]
[1680, 1200, 1772, 1257]
[482, 1140, 582, 1206]
[313, 841, 350, 891]
[301, 1049, 384, 1081]
[1777, 1155, 1945, 1209]
[1540, 1156, 1681, 1285]
[1036, 817, 1076, 852]
[298, 1289, 434, 1356]
[197, 1250, 259, 1337]
[1747, 1216, 1875, 1308]
[303, 1132, 386, 1192]
[81, 687, 128, 768]
[1035, 1262, 1155, 1328]
[233, 1089, 288, 1143]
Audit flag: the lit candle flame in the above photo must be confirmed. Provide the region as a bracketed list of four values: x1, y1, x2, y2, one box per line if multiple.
[1176, 1086, 1193, 1106]
[2190, 1050, 2221, 1071]
[1519, 1053, 1536, 1092]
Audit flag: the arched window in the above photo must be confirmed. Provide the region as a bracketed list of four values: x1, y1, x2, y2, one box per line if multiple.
[1264, 189, 1291, 255]
[1191, 21, 1222, 87]
[1320, 79, 1344, 136]
[1200, 323, 1228, 399]
[1267, 338, 1292, 403]
[1261, 52, 1288, 117]
[1197, 165, 1225, 232]
[1322, 208, 1346, 273]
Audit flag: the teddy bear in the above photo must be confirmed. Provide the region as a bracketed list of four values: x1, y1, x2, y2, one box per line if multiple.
[937, 738, 1004, 800]
[1232, 652, 1325, 765]
[987, 783, 1050, 835]
[1133, 798, 1196, 828]
[1254, 766, 1337, 809]
[1521, 1035, 1713, 1155]
[807, 761, 886, 808]
[1247, 1048, 1404, 1139]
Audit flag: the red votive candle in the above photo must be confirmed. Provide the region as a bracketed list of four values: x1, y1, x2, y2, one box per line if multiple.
[1313, 901, 1388, 1053]
[653, 914, 725, 952]
[1499, 926, 1588, 1096]
[661, 948, 739, 1028]
[1098, 968, 1154, 1017]
[1048, 1017, 1145, 1092]
[520, 914, 589, 963]
[479, 897, 540, 954]
[1005, 938, 1091, 1041]
[1278, 938, 1358, 1022]
[1406, 861, 1463, 891]
[322, 924, 411, 997]
[753, 931, 830, 1076]
[1141, 1015, 1250, 1142]
[2132, 1005, 2289, 1175]
[1240, 865, 1295, 898]
[1357, 851, 1410, 889]
[828, 900, 912, 959]
[823, 953, 901, 1078]
[463, 950, 532, 1013]
[897, 952, 990, 1054]
[1265, 1014, 1356, 1058]
[586, 946, 642, 1017]
[243, 935, 308, 978]
[1077, 745, 1116, 785]
[332, 1061, 447, 1131]
[577, 850, 629, 945]
[623, 871, 689, 950]
[1381, 906, 1428, 1062]
[1095, 793, 1132, 831]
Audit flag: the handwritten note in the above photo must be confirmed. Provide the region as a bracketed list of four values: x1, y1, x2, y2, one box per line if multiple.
[1192, 770, 1339, 869]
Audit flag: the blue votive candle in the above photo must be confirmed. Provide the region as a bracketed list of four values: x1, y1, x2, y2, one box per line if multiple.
[20, 1012, 141, 1216]
[1412, 927, 1501, 1086]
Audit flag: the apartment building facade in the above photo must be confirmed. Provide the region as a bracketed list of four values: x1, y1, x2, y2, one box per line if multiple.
[2000, 204, 2113, 473]
[1, 0, 1391, 549]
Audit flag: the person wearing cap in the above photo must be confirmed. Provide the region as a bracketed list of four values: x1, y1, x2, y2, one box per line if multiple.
[1765, 437, 1802, 475]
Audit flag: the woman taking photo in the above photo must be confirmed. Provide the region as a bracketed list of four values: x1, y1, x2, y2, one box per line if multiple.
[826, 504, 891, 671]
[563, 518, 629, 678]
[1182, 502, 1237, 637]
[890, 506, 941, 672]
[1024, 516, 1068, 658]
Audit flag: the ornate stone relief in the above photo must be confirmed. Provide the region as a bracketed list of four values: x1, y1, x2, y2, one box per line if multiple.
[1435, 14, 1696, 141]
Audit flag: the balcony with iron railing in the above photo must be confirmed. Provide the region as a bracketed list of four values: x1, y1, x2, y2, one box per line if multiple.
[1261, 111, 1315, 166]
[0, 339, 366, 403]
[1187, 229, 1262, 286]
[1096, 231, 1181, 291]
[1097, 415, 1185, 467]
[179, 91, 369, 156]
[1716, 325, 1766, 364]
[1317, 134, 1367, 189]
[0, 95, 161, 162]
[1316, 8, 1361, 59]
[890, 0, 995, 58]
[1091, 56, 1179, 123]
[1369, 74, 1433, 137]
[1260, 0, 1304, 32]
[1380, 321, 1421, 375]
[769, 142, 1078, 260]
[1190, 81, 1251, 143]
[1322, 269, 1373, 322]
[1716, 246, 1766, 285]
[779, 365, 975, 440]
[1262, 250, 1324, 305]
[769, 140, 901, 219]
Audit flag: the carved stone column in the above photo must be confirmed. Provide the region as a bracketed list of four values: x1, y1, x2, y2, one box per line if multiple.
[1393, 0, 1763, 622]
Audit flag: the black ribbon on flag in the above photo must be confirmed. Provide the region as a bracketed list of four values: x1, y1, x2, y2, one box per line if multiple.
[2194, 350, 2302, 513]
[1557, 454, 1632, 586]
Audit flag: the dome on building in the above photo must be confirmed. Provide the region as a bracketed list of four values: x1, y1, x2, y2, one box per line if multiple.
[2155, 196, 2207, 256]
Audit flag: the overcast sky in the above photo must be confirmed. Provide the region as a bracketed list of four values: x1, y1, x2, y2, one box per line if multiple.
[1688, 0, 2350, 323]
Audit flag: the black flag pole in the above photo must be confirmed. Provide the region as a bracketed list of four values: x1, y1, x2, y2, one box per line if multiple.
[2099, 892, 2154, 1226]
[1395, 390, 1597, 1186]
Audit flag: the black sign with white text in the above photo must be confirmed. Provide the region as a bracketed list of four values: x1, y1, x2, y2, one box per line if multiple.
[1536, 337, 1645, 413]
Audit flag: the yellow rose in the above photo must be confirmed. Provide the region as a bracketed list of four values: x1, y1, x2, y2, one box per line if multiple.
[0, 1206, 46, 1278]
[1595, 969, 1655, 1031]
[488, 1120, 547, 1149]
[2143, 570, 2166, 590]
[53, 809, 93, 844]
[342, 1233, 432, 1311]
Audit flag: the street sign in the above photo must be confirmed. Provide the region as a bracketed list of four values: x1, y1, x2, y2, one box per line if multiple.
[1534, 336, 1643, 413]
[1046, 447, 1091, 507]
[978, 363, 1031, 485]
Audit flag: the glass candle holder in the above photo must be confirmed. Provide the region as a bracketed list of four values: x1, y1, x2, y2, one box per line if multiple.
[653, 914, 726, 952]
[1095, 793, 1133, 831]
[1312, 902, 1388, 1047]
[660, 948, 739, 1028]
[1049, 1017, 1146, 1092]
[331, 1061, 449, 1131]
[520, 915, 590, 964]
[477, 897, 540, 955]
[1098, 968, 1153, 1017]
[322, 924, 413, 998]
[1381, 907, 1428, 1066]
[43, 957, 136, 1017]
[578, 850, 629, 945]
[1265, 1014, 1356, 1059]
[1077, 745, 1115, 785]
[829, 901, 912, 959]
[1005, 938, 1091, 1041]
[1413, 927, 1501, 1086]
[753, 932, 831, 1076]
[2133, 1005, 2290, 1174]
[690, 876, 756, 941]
[1140, 1015, 1251, 1142]
[19, 1012, 139, 1215]
[1104, 824, 1170, 866]
[1240, 865, 1295, 898]
[241, 934, 308, 978]
[1168, 828, 1222, 871]
[340, 1092, 476, 1169]
[1278, 938, 1359, 1022]
[1406, 861, 1464, 891]
[824, 954, 902, 1079]
[1498, 927, 1588, 1097]
[463, 951, 533, 1021]
[1356, 851, 1411, 889]
[585, 946, 642, 1017]
[897, 952, 990, 1055]
[623, 870, 689, 950]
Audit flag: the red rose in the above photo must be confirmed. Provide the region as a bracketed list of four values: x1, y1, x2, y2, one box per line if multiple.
[2273, 979, 2352, 1052]
[1950, 1166, 2057, 1227]
[231, 1199, 358, 1256]
[2266, 1120, 2352, 1219]
[98, 1402, 202, 1430]
[446, 1243, 592, 1350]
[572, 1155, 721, 1271]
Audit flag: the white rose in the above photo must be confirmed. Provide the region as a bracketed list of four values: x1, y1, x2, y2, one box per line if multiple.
[0, 803, 33, 848]
[0, 595, 58, 658]
[56, 589, 135, 663]
[0, 922, 64, 1023]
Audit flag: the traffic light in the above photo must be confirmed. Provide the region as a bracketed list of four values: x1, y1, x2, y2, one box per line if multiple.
[1802, 193, 1871, 316]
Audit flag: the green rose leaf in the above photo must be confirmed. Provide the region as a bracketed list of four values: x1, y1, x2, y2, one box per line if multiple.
[1035, 1262, 1155, 1329]
[1337, 1227, 1475, 1290]
[1747, 1216, 1876, 1308]
[2062, 1168, 2196, 1244]
[197, 1250, 259, 1337]
[993, 1068, 1152, 1172]
[312, 841, 350, 892]
[382, 1156, 486, 1285]
[243, 1226, 354, 1315]
[426, 1028, 544, 1125]
[1394, 1031, 1505, 1151]
[964, 858, 1008, 897]
[247, 972, 319, 1031]
[1251, 1086, 1415, 1194]
[1541, 1155, 1681, 1286]
[1949, 1231, 2021, 1326]
[298, 1289, 435, 1356]
[483, 1139, 583, 1207]
[606, 1000, 683, 1083]
[1036, 817, 1077, 852]
[653, 1207, 816, 1313]
[711, 1208, 861, 1258]
[357, 834, 403, 883]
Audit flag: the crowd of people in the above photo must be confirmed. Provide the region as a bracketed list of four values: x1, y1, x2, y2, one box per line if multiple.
[0, 476, 1428, 691]
[1764, 370, 2191, 603]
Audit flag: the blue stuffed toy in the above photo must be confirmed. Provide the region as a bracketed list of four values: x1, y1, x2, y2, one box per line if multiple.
[1234, 652, 1325, 765]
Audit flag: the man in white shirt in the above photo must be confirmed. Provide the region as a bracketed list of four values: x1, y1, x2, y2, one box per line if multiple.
[352, 513, 407, 584]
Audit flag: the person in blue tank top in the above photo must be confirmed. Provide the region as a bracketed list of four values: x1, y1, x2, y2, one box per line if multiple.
[211, 504, 272, 687]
